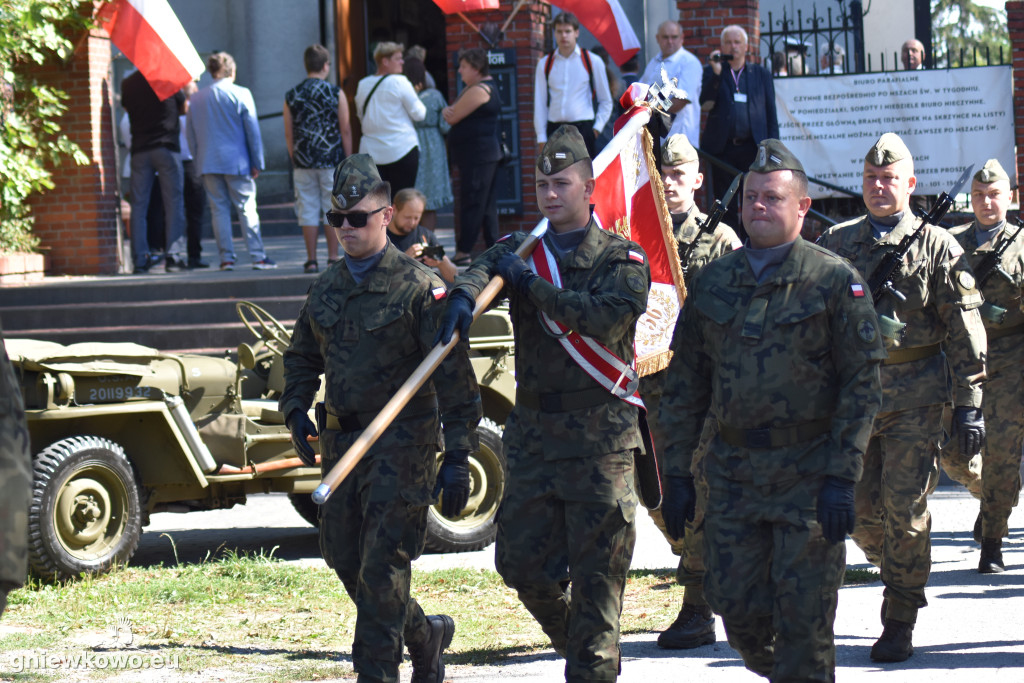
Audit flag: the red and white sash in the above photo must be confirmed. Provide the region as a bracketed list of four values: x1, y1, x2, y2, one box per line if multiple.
[528, 239, 646, 411]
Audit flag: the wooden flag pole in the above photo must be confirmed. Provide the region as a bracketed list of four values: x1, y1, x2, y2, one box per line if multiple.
[500, 0, 528, 35]
[312, 225, 547, 504]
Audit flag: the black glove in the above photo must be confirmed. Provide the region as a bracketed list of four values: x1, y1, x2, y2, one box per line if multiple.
[953, 406, 985, 456]
[661, 475, 696, 541]
[497, 252, 537, 297]
[285, 409, 318, 467]
[434, 289, 475, 346]
[817, 475, 856, 544]
[433, 450, 471, 518]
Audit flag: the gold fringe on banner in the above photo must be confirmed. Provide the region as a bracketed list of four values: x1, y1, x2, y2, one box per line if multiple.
[641, 126, 688, 307]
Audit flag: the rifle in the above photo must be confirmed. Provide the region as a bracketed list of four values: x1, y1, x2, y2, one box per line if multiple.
[972, 217, 1024, 324]
[867, 165, 973, 340]
[679, 173, 741, 276]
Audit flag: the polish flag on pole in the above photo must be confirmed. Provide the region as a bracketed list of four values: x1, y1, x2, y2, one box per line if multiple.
[431, 0, 499, 11]
[96, 0, 204, 100]
[547, 0, 640, 66]
[590, 90, 684, 375]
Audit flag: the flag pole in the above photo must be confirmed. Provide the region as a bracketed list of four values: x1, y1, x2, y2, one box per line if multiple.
[457, 12, 496, 47]
[500, 0, 528, 35]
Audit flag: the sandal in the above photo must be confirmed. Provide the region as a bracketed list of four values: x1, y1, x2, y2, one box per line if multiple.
[327, 258, 340, 266]
[303, 260, 319, 274]
[453, 253, 472, 266]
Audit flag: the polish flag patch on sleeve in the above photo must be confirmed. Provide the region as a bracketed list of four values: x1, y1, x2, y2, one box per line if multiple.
[628, 250, 645, 264]
[850, 283, 865, 298]
[432, 287, 447, 300]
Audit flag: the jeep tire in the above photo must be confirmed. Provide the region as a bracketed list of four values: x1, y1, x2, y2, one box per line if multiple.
[425, 418, 506, 553]
[28, 436, 143, 580]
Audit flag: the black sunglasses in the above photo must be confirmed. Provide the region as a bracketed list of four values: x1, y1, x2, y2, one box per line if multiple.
[325, 206, 386, 228]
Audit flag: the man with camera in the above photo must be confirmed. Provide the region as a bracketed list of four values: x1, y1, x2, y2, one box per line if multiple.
[386, 188, 457, 282]
[699, 24, 779, 238]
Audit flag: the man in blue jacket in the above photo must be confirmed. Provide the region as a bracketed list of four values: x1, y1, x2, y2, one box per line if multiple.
[699, 25, 779, 238]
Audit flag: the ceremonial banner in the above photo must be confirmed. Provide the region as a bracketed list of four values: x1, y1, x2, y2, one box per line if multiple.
[431, 0, 500, 12]
[96, 0, 204, 100]
[591, 91, 683, 375]
[547, 0, 641, 66]
[775, 66, 1015, 198]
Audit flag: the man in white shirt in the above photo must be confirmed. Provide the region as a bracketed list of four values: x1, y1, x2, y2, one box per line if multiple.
[355, 42, 426, 194]
[640, 20, 702, 148]
[533, 12, 612, 158]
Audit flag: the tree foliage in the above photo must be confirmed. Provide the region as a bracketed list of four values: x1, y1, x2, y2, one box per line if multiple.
[0, 0, 91, 253]
[932, 0, 1010, 67]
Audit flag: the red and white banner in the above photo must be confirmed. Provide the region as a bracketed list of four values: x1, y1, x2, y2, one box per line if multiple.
[431, 0, 499, 12]
[96, 0, 204, 100]
[547, 0, 640, 66]
[591, 96, 683, 375]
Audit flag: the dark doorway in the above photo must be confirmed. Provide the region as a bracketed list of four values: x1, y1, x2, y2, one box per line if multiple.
[365, 0, 449, 96]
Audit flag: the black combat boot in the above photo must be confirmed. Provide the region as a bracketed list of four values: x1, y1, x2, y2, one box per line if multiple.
[979, 537, 1005, 574]
[656, 602, 716, 649]
[973, 512, 982, 544]
[408, 614, 455, 683]
[870, 618, 914, 662]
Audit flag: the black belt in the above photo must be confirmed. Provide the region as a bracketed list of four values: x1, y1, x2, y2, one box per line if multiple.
[987, 322, 1024, 341]
[324, 397, 435, 433]
[883, 342, 941, 366]
[718, 417, 831, 449]
[516, 386, 615, 412]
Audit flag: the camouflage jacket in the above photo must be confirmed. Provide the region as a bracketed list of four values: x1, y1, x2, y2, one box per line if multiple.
[818, 213, 986, 412]
[453, 219, 650, 458]
[280, 243, 480, 455]
[658, 237, 885, 485]
[0, 323, 30, 590]
[673, 210, 742, 286]
[948, 220, 1024, 336]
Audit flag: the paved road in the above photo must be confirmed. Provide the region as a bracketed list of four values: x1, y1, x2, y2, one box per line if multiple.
[136, 486, 1024, 681]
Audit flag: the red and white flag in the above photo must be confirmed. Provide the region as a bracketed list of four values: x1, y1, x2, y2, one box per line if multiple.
[96, 0, 204, 100]
[431, 0, 499, 12]
[547, 0, 640, 66]
[591, 95, 684, 375]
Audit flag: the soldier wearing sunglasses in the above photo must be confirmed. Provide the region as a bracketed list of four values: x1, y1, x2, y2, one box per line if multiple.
[279, 153, 481, 683]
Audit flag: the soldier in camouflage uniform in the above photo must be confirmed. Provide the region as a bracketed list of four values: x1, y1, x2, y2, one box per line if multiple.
[280, 154, 481, 683]
[437, 125, 650, 682]
[658, 139, 884, 682]
[0, 321, 31, 619]
[941, 159, 1023, 573]
[817, 133, 987, 662]
[644, 134, 741, 650]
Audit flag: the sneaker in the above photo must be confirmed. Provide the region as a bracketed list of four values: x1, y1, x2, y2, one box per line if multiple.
[656, 603, 716, 649]
[408, 614, 454, 683]
[220, 261, 235, 271]
[165, 257, 188, 272]
[252, 258, 278, 270]
[188, 258, 210, 269]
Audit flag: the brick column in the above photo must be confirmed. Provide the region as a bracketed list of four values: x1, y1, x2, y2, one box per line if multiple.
[1008, 1, 1024, 188]
[678, 0, 760, 64]
[27, 28, 121, 275]
[446, 2, 549, 243]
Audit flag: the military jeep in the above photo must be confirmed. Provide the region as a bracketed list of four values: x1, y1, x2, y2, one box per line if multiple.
[9, 302, 516, 580]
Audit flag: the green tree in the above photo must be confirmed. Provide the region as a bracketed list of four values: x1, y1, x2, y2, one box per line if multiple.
[0, 0, 90, 253]
[932, 0, 1010, 67]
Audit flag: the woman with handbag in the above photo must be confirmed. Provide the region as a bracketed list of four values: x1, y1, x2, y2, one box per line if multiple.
[443, 47, 502, 266]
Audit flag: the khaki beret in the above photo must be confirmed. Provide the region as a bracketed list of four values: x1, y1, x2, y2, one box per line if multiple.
[661, 134, 699, 167]
[538, 124, 590, 175]
[748, 138, 805, 174]
[332, 153, 385, 210]
[865, 132, 911, 166]
[974, 158, 1010, 184]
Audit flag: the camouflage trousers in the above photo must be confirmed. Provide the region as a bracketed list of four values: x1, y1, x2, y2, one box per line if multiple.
[703, 469, 844, 682]
[852, 404, 942, 623]
[937, 404, 982, 498]
[940, 343, 1024, 539]
[319, 437, 434, 683]
[496, 447, 637, 682]
[0, 334, 31, 601]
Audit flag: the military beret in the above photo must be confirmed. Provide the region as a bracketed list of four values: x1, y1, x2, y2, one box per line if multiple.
[661, 134, 699, 167]
[748, 138, 805, 174]
[332, 153, 385, 210]
[865, 132, 911, 166]
[974, 158, 1009, 184]
[538, 124, 590, 175]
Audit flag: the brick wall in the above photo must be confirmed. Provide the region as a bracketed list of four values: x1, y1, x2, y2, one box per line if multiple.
[445, 2, 548, 244]
[678, 0, 761, 65]
[26, 29, 121, 275]
[1008, 1, 1024, 188]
